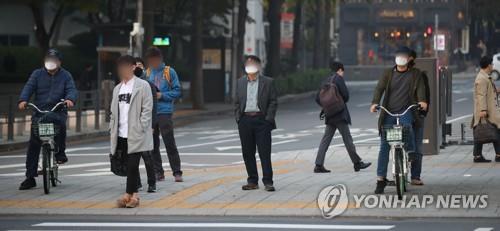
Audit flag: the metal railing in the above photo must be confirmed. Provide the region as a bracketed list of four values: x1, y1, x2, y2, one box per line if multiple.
[0, 88, 113, 143]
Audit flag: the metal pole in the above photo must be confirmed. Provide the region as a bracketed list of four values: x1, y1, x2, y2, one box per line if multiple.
[135, 0, 144, 57]
[434, 14, 439, 58]
[76, 92, 82, 133]
[230, 0, 238, 103]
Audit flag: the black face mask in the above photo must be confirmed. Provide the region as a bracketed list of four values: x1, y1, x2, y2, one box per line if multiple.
[134, 67, 144, 77]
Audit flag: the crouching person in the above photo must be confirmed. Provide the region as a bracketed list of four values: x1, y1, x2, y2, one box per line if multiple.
[110, 55, 153, 208]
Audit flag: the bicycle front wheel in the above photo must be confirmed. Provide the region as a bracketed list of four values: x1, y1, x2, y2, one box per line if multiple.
[42, 144, 51, 194]
[394, 147, 405, 200]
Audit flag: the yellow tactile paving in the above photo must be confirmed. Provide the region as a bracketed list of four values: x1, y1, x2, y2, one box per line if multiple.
[0, 160, 304, 210]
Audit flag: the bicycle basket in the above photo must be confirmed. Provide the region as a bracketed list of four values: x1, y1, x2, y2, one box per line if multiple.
[382, 125, 411, 143]
[32, 122, 59, 137]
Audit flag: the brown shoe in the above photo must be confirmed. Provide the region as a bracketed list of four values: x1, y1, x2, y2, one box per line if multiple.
[242, 183, 259, 190]
[116, 194, 131, 208]
[174, 174, 183, 182]
[411, 179, 424, 186]
[125, 194, 140, 208]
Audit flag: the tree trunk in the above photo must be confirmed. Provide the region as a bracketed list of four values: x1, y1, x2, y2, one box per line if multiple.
[266, 0, 283, 78]
[143, 0, 155, 54]
[291, 0, 303, 72]
[191, 0, 204, 109]
[322, 0, 331, 67]
[236, 0, 248, 79]
[312, 0, 325, 69]
[29, 1, 65, 54]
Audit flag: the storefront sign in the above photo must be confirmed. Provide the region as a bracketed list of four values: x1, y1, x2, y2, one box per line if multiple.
[378, 9, 415, 19]
[280, 13, 294, 49]
[434, 34, 446, 51]
[202, 49, 222, 70]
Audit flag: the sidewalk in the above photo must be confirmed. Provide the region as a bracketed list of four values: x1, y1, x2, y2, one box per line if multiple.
[0, 143, 499, 218]
[0, 92, 316, 153]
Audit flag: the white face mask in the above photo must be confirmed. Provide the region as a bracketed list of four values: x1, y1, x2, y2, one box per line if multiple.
[395, 56, 408, 66]
[44, 61, 58, 71]
[245, 65, 259, 74]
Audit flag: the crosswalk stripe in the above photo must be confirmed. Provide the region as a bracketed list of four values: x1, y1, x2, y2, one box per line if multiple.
[33, 222, 395, 230]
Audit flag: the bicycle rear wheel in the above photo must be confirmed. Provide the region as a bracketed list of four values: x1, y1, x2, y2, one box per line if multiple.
[42, 144, 51, 194]
[394, 147, 405, 200]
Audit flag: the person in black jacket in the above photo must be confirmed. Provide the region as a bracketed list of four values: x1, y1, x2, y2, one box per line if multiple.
[314, 62, 371, 173]
[134, 57, 158, 193]
[408, 50, 429, 186]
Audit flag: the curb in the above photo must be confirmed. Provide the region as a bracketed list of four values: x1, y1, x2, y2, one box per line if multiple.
[0, 91, 316, 153]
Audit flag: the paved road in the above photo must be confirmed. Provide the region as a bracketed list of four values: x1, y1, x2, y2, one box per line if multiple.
[1, 215, 499, 231]
[0, 78, 476, 180]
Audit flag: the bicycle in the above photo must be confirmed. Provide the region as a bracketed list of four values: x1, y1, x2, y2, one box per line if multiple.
[376, 104, 420, 200]
[27, 101, 66, 194]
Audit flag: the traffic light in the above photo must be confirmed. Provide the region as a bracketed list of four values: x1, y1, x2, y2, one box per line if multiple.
[426, 26, 433, 35]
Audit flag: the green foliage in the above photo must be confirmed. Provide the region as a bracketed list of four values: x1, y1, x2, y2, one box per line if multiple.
[274, 69, 330, 96]
[0, 46, 95, 84]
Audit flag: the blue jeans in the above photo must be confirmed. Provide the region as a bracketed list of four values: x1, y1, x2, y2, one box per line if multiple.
[376, 112, 415, 178]
[411, 124, 424, 180]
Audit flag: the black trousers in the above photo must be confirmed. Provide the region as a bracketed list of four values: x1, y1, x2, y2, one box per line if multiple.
[238, 115, 273, 185]
[117, 137, 141, 194]
[138, 151, 156, 186]
[152, 114, 182, 176]
[473, 130, 500, 156]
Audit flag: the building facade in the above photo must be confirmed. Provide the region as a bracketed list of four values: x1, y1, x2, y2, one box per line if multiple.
[338, 0, 468, 65]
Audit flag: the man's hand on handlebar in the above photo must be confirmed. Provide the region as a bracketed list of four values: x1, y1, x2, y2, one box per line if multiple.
[418, 102, 428, 111]
[64, 100, 74, 108]
[18, 101, 27, 110]
[370, 104, 379, 113]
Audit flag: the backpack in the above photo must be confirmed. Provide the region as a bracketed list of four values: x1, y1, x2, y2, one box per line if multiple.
[146, 66, 173, 88]
[318, 76, 345, 118]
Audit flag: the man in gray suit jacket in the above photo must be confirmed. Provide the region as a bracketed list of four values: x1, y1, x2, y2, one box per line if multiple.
[234, 55, 278, 192]
[110, 55, 153, 208]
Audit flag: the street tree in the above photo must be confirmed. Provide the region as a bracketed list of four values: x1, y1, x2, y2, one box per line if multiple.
[266, 0, 283, 78]
[191, 0, 204, 109]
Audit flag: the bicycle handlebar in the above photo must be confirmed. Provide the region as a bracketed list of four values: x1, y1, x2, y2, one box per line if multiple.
[27, 101, 67, 114]
[375, 104, 421, 118]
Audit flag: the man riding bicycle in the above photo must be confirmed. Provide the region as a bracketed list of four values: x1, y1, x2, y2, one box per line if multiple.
[370, 46, 428, 194]
[18, 49, 78, 190]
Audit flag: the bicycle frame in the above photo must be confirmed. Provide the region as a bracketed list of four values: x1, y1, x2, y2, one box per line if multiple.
[376, 104, 419, 193]
[28, 101, 66, 193]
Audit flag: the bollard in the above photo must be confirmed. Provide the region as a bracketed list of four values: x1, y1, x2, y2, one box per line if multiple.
[76, 92, 82, 133]
[7, 96, 14, 141]
[94, 89, 100, 130]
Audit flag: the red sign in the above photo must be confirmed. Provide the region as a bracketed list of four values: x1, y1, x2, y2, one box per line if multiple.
[281, 13, 295, 49]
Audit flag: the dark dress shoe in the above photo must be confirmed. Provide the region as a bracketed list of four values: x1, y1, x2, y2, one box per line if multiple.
[174, 174, 183, 182]
[242, 183, 259, 190]
[374, 180, 386, 194]
[474, 155, 491, 163]
[55, 155, 68, 164]
[264, 185, 276, 192]
[354, 161, 372, 172]
[314, 165, 331, 173]
[19, 178, 36, 190]
[496, 155, 500, 162]
[147, 184, 157, 193]
[156, 174, 165, 182]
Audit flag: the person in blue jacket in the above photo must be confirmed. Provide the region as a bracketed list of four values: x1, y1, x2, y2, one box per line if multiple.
[144, 47, 183, 182]
[18, 49, 78, 190]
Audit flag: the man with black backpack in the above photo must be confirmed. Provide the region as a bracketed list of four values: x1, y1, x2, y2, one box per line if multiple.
[314, 62, 371, 173]
[408, 50, 430, 186]
[145, 47, 183, 183]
